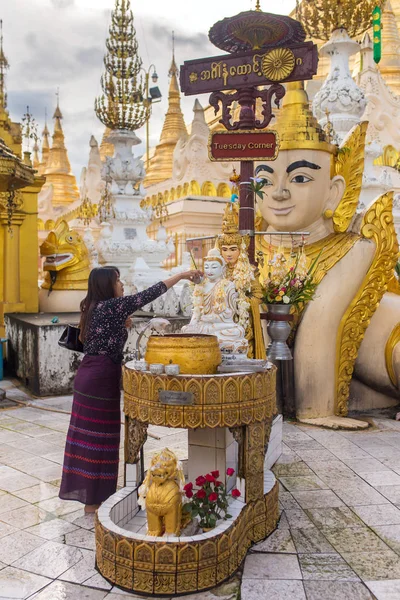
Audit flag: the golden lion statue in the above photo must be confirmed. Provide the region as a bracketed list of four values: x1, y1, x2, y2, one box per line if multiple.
[138, 448, 184, 537]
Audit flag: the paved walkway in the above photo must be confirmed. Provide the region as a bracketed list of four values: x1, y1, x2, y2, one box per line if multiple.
[0, 380, 400, 599]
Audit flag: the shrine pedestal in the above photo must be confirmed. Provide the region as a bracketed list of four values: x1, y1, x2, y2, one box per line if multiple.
[95, 366, 279, 596]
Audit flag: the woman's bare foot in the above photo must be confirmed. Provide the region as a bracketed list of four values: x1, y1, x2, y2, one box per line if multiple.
[84, 504, 100, 514]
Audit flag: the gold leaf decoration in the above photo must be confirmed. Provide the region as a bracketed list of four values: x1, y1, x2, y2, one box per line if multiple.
[335, 192, 399, 415]
[333, 121, 368, 233]
[262, 48, 295, 81]
[385, 323, 400, 388]
[296, 0, 385, 42]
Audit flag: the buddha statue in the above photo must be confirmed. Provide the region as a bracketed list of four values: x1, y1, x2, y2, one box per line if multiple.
[182, 248, 248, 355]
[256, 81, 400, 429]
[216, 200, 267, 360]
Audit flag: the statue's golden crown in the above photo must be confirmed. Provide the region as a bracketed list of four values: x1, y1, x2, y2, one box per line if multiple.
[273, 81, 337, 155]
[221, 201, 239, 236]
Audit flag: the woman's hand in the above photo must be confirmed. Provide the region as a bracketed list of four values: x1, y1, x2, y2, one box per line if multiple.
[180, 270, 203, 284]
[163, 270, 203, 290]
[125, 317, 133, 328]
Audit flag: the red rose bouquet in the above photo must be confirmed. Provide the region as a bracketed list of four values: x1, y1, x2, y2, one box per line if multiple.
[183, 469, 241, 530]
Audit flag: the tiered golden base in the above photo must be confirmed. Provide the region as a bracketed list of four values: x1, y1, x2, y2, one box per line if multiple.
[95, 482, 278, 596]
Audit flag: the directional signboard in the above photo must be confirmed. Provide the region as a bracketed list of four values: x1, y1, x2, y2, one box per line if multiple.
[180, 41, 318, 96]
[209, 130, 278, 161]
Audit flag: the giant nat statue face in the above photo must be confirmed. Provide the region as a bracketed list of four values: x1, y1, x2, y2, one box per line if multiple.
[256, 149, 345, 231]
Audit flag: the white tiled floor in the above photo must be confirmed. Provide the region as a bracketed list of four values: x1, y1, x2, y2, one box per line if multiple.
[1, 380, 400, 599]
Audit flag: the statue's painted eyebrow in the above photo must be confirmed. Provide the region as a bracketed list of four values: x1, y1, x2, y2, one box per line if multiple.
[257, 165, 274, 174]
[287, 161, 321, 173]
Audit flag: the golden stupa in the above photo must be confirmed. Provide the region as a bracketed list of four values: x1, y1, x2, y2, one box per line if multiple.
[145, 52, 188, 186]
[378, 1, 400, 95]
[99, 127, 114, 162]
[41, 99, 79, 207]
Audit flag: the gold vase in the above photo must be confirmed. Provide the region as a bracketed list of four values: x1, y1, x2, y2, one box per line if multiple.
[145, 334, 221, 375]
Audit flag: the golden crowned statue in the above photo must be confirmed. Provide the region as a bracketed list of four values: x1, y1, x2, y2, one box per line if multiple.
[256, 81, 400, 429]
[216, 202, 266, 360]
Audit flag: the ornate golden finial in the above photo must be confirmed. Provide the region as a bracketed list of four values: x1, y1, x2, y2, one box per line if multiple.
[255, 0, 261, 11]
[296, 0, 385, 41]
[229, 168, 241, 195]
[272, 81, 337, 154]
[169, 31, 179, 78]
[95, 0, 148, 131]
[0, 20, 9, 110]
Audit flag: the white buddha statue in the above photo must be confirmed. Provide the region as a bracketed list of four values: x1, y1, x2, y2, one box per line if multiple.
[182, 249, 248, 355]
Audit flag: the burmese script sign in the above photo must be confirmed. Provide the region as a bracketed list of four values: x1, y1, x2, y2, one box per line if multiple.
[159, 391, 194, 406]
[209, 131, 278, 162]
[180, 41, 318, 96]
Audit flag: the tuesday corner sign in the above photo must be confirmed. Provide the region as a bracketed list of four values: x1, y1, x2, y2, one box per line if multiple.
[209, 130, 278, 162]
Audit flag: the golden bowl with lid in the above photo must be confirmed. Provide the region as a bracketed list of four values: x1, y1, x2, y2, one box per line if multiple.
[145, 334, 221, 375]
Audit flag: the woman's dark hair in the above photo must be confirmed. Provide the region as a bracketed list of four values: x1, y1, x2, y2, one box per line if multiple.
[79, 267, 118, 342]
[107, 266, 120, 276]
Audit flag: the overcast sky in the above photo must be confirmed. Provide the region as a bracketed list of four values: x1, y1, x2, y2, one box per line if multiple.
[2, 0, 296, 180]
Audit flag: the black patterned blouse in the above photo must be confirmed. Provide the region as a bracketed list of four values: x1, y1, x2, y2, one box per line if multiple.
[84, 281, 167, 364]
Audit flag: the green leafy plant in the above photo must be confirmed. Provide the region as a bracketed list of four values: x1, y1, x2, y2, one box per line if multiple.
[249, 176, 267, 200]
[183, 469, 241, 530]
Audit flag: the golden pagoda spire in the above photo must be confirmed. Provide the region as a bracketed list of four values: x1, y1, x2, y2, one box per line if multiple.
[145, 33, 188, 186]
[41, 93, 79, 207]
[378, 1, 400, 95]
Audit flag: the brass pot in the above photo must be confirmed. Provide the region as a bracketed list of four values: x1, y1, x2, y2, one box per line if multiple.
[145, 334, 221, 375]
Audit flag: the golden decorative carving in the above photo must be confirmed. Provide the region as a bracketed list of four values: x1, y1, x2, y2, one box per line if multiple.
[296, 0, 385, 41]
[145, 334, 222, 374]
[262, 48, 295, 81]
[125, 418, 147, 464]
[336, 193, 399, 415]
[333, 122, 368, 233]
[96, 481, 279, 594]
[123, 368, 276, 430]
[385, 324, 400, 387]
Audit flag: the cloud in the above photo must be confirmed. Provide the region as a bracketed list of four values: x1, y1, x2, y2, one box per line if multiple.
[4, 0, 296, 179]
[50, 0, 75, 8]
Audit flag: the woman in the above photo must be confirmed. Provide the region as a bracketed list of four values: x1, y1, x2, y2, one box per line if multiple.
[59, 267, 201, 513]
